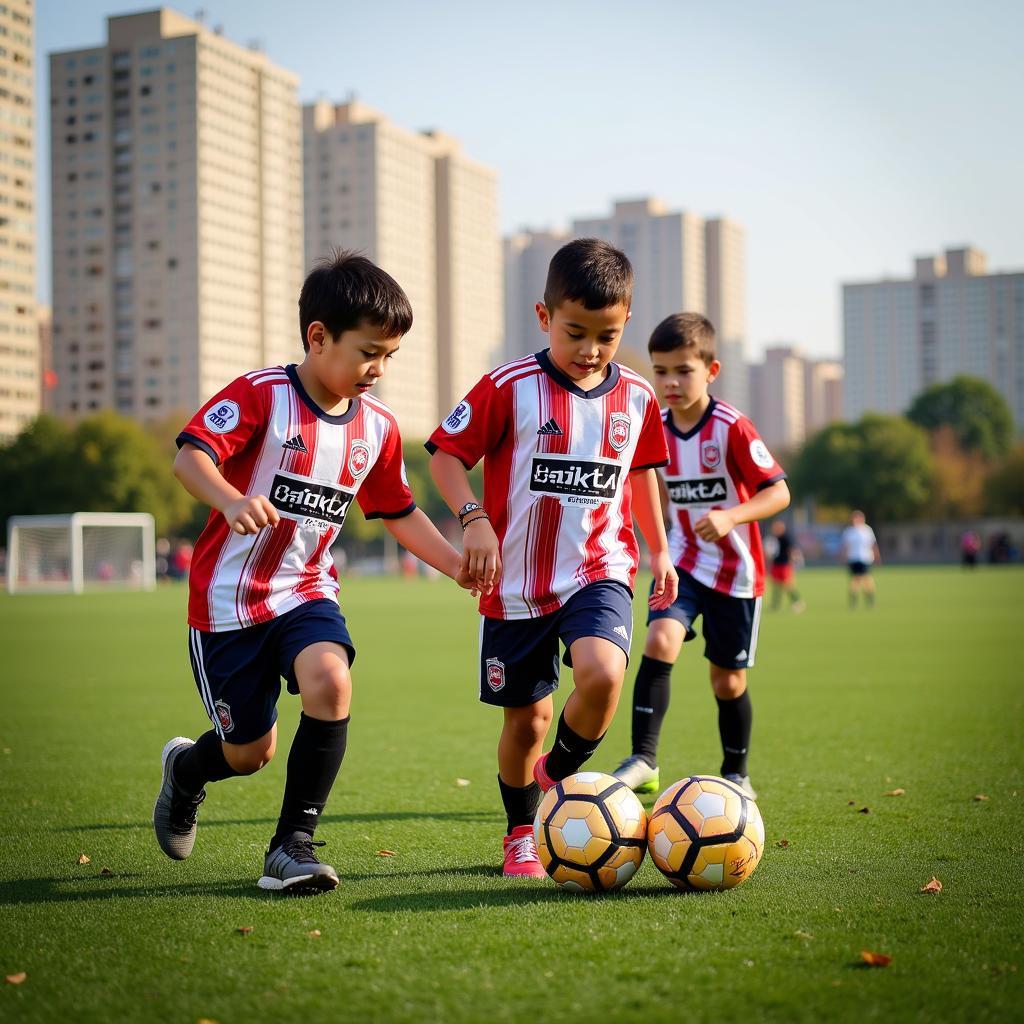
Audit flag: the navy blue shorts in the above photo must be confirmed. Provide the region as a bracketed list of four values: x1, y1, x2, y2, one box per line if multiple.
[187, 599, 355, 744]
[478, 580, 634, 707]
[648, 571, 761, 670]
[848, 560, 871, 576]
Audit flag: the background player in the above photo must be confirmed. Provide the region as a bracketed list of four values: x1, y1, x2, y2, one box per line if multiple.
[427, 238, 677, 877]
[154, 251, 473, 893]
[842, 509, 880, 607]
[767, 518, 805, 613]
[612, 313, 790, 799]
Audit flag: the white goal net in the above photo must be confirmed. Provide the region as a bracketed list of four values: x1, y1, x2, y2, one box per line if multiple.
[6, 513, 157, 594]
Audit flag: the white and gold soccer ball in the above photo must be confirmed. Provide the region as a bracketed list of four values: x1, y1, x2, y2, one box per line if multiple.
[647, 775, 765, 891]
[533, 771, 648, 893]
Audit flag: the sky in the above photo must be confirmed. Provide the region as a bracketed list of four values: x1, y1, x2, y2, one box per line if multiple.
[35, 0, 1024, 360]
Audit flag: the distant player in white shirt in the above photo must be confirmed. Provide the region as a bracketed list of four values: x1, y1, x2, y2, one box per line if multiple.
[841, 510, 880, 608]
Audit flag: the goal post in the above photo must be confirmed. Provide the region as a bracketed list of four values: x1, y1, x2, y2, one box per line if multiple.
[6, 512, 157, 595]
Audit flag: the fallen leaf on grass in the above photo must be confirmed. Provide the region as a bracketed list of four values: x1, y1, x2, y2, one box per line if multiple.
[776, 839, 791, 848]
[455, 778, 471, 787]
[860, 950, 892, 967]
[375, 849, 396, 858]
[197, 1019, 220, 1024]
[308, 930, 321, 938]
[857, 807, 870, 814]
[5, 973, 26, 985]
[794, 930, 813, 940]
[236, 926, 253, 936]
[98, 867, 114, 877]
[973, 794, 989, 802]
[77, 854, 91, 864]
[883, 788, 905, 797]
[920, 876, 942, 894]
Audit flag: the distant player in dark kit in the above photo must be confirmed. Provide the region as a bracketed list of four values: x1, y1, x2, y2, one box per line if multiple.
[154, 251, 474, 892]
[611, 313, 790, 800]
[427, 238, 678, 877]
[767, 519, 805, 613]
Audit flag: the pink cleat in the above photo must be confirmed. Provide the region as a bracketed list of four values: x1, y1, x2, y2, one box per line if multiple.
[533, 752, 556, 792]
[502, 824, 547, 878]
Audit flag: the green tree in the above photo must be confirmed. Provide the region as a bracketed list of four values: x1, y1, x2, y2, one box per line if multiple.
[906, 375, 1014, 460]
[984, 443, 1024, 515]
[0, 415, 75, 533]
[792, 414, 932, 523]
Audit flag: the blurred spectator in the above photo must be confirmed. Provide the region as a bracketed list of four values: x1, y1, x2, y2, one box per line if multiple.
[960, 529, 981, 569]
[169, 542, 193, 580]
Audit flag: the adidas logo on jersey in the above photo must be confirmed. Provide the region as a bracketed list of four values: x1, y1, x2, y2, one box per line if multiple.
[282, 434, 308, 453]
[537, 418, 563, 436]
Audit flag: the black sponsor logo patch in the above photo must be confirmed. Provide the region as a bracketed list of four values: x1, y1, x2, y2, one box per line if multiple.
[270, 472, 355, 527]
[666, 476, 728, 505]
[530, 456, 622, 501]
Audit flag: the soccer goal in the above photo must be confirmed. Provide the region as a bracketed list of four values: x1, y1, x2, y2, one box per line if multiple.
[6, 512, 157, 595]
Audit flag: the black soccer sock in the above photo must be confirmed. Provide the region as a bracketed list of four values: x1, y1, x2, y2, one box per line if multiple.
[544, 711, 604, 781]
[717, 691, 753, 777]
[630, 656, 673, 768]
[498, 776, 542, 834]
[172, 729, 239, 795]
[271, 713, 349, 850]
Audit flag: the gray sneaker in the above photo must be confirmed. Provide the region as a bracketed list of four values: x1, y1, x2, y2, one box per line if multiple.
[612, 755, 660, 795]
[723, 774, 758, 800]
[258, 832, 339, 893]
[153, 736, 205, 860]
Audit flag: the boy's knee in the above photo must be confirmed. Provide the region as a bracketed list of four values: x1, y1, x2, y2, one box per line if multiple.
[224, 734, 276, 775]
[303, 660, 352, 715]
[507, 707, 551, 748]
[645, 630, 676, 662]
[710, 667, 746, 700]
[575, 660, 623, 703]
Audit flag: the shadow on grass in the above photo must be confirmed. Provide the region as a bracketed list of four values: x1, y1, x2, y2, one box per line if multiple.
[349, 884, 683, 912]
[0, 875, 262, 906]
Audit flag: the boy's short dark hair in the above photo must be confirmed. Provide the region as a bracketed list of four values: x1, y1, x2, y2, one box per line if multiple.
[543, 237, 633, 313]
[648, 312, 717, 365]
[298, 248, 413, 351]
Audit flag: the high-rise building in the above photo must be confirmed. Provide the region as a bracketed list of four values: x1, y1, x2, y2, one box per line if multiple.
[502, 229, 566, 360]
[303, 101, 501, 437]
[804, 357, 843, 435]
[572, 198, 705, 361]
[49, 9, 302, 421]
[706, 218, 747, 411]
[843, 246, 1024, 427]
[37, 303, 52, 412]
[0, 0, 36, 442]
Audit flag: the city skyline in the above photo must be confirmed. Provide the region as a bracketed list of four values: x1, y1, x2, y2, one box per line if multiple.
[35, 1, 1024, 362]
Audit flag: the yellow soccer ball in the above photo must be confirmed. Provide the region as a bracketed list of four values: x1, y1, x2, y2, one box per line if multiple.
[533, 771, 648, 893]
[647, 775, 765, 891]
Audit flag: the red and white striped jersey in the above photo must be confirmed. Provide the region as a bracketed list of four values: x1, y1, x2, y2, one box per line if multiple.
[178, 364, 414, 632]
[661, 398, 786, 598]
[426, 350, 668, 620]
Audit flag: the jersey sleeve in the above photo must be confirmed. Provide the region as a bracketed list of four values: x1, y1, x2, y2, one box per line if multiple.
[176, 376, 265, 465]
[424, 373, 509, 469]
[357, 420, 416, 520]
[727, 417, 787, 491]
[631, 394, 669, 471]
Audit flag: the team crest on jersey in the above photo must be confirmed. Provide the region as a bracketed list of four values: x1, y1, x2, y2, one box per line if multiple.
[213, 700, 234, 734]
[203, 400, 240, 434]
[749, 439, 775, 469]
[348, 440, 371, 477]
[485, 657, 506, 693]
[608, 413, 631, 452]
[701, 439, 722, 469]
[443, 400, 472, 434]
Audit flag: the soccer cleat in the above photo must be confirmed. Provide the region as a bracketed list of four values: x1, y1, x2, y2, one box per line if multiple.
[611, 755, 660, 795]
[532, 752, 556, 792]
[153, 736, 206, 860]
[258, 832, 339, 893]
[723, 774, 758, 800]
[502, 824, 546, 878]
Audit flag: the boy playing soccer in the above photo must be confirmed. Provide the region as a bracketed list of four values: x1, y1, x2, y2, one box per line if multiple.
[154, 251, 471, 893]
[427, 238, 678, 878]
[611, 313, 790, 800]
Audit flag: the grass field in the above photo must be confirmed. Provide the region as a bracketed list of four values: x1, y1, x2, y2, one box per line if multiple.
[1, 566, 1022, 1023]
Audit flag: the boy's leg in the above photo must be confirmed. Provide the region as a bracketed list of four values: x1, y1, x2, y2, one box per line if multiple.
[630, 619, 686, 768]
[710, 664, 753, 780]
[498, 699, 551, 879]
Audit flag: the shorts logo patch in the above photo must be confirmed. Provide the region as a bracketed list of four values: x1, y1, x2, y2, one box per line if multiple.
[214, 700, 234, 734]
[701, 439, 722, 469]
[485, 657, 506, 693]
[443, 400, 472, 434]
[749, 439, 775, 469]
[348, 440, 371, 477]
[613, 624, 630, 642]
[608, 413, 631, 452]
[203, 400, 240, 434]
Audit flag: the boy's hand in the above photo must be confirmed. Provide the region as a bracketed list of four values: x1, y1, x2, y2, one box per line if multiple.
[222, 495, 280, 536]
[694, 509, 736, 542]
[455, 565, 482, 597]
[648, 551, 678, 610]
[461, 517, 501, 594]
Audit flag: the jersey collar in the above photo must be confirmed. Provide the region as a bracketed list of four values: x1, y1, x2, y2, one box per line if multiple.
[666, 396, 717, 441]
[286, 364, 361, 425]
[536, 349, 621, 400]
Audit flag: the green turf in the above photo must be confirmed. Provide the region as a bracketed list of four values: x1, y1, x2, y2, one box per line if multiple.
[1, 567, 1021, 1023]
